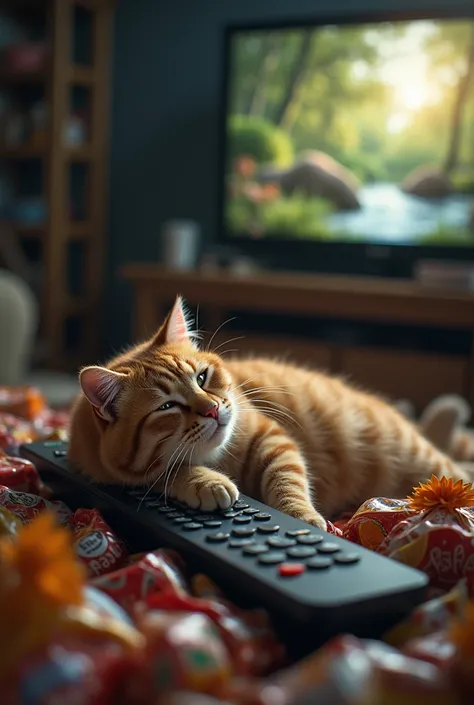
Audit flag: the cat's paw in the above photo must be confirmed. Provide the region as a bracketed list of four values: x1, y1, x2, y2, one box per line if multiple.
[172, 467, 239, 511]
[293, 509, 327, 532]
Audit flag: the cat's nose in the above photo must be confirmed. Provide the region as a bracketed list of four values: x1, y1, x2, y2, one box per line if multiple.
[198, 401, 219, 420]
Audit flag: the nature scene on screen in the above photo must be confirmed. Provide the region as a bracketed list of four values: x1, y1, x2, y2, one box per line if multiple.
[224, 19, 474, 245]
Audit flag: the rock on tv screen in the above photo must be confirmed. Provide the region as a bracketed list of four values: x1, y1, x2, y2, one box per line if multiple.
[223, 18, 474, 246]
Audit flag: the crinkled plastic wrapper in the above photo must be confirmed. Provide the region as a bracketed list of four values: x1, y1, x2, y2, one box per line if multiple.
[381, 505, 474, 592]
[342, 497, 416, 551]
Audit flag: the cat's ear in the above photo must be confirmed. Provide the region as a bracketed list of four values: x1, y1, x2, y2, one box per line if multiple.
[80, 366, 126, 422]
[152, 295, 194, 346]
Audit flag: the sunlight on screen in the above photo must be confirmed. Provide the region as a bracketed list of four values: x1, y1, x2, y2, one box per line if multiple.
[224, 19, 474, 246]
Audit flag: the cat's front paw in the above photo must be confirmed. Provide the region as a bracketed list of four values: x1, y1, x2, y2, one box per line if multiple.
[293, 509, 327, 532]
[172, 467, 239, 511]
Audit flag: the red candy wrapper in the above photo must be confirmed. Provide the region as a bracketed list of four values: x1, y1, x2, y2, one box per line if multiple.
[72, 508, 128, 578]
[92, 549, 187, 612]
[0, 451, 44, 495]
[138, 611, 232, 697]
[146, 584, 285, 677]
[0, 485, 71, 524]
[379, 477, 474, 591]
[3, 633, 152, 705]
[343, 496, 415, 551]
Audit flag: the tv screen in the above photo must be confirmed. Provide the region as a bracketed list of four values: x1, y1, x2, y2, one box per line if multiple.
[222, 17, 474, 248]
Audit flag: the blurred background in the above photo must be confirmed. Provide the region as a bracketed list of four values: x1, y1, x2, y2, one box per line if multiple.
[1, 0, 474, 419]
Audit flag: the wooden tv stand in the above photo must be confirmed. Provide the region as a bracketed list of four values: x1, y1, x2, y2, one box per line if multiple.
[121, 265, 474, 411]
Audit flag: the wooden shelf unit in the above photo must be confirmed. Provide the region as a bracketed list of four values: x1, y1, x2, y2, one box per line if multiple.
[121, 265, 474, 411]
[0, 0, 114, 370]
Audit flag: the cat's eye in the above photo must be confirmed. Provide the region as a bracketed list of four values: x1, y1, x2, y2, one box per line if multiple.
[158, 401, 176, 411]
[196, 370, 207, 388]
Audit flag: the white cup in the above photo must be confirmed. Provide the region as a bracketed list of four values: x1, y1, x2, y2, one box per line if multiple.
[161, 219, 200, 271]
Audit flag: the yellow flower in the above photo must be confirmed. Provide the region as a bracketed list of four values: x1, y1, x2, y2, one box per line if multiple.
[407, 474, 474, 513]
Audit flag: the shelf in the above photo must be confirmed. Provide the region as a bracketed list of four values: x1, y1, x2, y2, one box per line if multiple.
[0, 144, 47, 158]
[0, 67, 49, 85]
[70, 65, 95, 86]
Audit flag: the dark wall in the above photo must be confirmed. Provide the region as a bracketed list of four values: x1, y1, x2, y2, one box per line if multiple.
[106, 0, 473, 355]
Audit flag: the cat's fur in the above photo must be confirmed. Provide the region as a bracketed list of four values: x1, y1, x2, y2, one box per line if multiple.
[69, 297, 474, 531]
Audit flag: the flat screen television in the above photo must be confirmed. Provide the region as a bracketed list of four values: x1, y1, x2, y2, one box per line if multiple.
[218, 12, 474, 277]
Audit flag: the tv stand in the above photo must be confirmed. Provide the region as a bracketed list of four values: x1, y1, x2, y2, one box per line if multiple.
[121, 265, 474, 411]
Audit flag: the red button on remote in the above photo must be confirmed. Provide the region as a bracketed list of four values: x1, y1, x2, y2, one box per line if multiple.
[279, 562, 305, 577]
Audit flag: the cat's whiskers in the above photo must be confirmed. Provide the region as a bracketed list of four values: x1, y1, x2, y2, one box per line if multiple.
[163, 443, 190, 503]
[207, 317, 237, 352]
[232, 386, 297, 402]
[212, 336, 246, 354]
[237, 400, 303, 430]
[138, 436, 188, 508]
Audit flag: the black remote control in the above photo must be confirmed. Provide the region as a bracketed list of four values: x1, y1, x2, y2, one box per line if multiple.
[21, 440, 428, 657]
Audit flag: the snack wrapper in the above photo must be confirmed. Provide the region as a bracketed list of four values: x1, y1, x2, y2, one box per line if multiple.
[272, 634, 455, 705]
[0, 385, 45, 421]
[0, 485, 71, 524]
[0, 413, 37, 454]
[0, 506, 22, 537]
[92, 549, 187, 612]
[72, 508, 128, 578]
[0, 451, 44, 495]
[378, 477, 474, 591]
[146, 584, 285, 676]
[384, 580, 469, 646]
[326, 519, 343, 537]
[139, 610, 232, 696]
[3, 633, 152, 705]
[342, 496, 415, 550]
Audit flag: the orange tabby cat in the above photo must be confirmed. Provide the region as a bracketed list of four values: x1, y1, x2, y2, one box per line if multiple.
[69, 296, 474, 531]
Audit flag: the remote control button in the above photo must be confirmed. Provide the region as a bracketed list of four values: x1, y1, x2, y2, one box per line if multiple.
[173, 517, 190, 524]
[182, 522, 203, 531]
[53, 449, 67, 457]
[257, 524, 280, 534]
[229, 538, 255, 548]
[232, 527, 257, 538]
[317, 542, 340, 554]
[258, 552, 286, 565]
[307, 556, 333, 569]
[254, 513, 272, 521]
[286, 529, 310, 537]
[243, 507, 259, 515]
[287, 546, 317, 559]
[158, 506, 175, 513]
[279, 563, 305, 577]
[197, 515, 218, 522]
[203, 520, 222, 528]
[243, 544, 268, 556]
[334, 552, 361, 565]
[222, 510, 242, 519]
[266, 537, 296, 549]
[233, 516, 251, 524]
[295, 534, 324, 546]
[144, 499, 163, 507]
[166, 511, 185, 519]
[206, 532, 230, 543]
[233, 502, 249, 510]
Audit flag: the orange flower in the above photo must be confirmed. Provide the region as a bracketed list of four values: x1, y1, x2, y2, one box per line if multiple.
[260, 183, 280, 201]
[0, 511, 85, 607]
[0, 512, 86, 681]
[407, 474, 474, 513]
[234, 155, 256, 178]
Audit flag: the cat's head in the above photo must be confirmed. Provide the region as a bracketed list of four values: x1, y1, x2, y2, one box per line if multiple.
[78, 296, 237, 484]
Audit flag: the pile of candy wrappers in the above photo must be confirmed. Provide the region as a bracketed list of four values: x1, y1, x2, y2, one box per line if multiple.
[3, 385, 474, 704]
